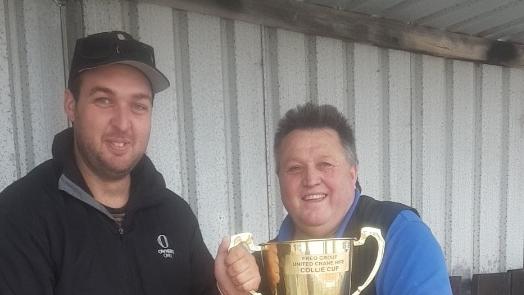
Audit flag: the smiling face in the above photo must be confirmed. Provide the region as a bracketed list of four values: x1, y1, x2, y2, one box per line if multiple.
[277, 128, 358, 239]
[64, 64, 153, 182]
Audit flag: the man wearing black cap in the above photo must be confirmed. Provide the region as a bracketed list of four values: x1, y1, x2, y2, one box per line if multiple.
[0, 31, 259, 295]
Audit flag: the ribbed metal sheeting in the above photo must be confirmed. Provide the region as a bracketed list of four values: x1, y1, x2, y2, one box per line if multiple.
[306, 0, 524, 43]
[0, 0, 522, 279]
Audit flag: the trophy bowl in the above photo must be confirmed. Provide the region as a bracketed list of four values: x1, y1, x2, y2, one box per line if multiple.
[230, 227, 384, 295]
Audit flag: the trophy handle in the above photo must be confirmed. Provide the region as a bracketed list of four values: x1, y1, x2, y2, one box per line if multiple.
[229, 232, 262, 252]
[227, 233, 262, 295]
[351, 227, 385, 295]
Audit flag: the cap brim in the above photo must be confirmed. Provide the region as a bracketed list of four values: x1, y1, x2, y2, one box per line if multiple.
[111, 60, 170, 94]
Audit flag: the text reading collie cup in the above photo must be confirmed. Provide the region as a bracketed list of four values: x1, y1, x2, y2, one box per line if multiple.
[229, 227, 384, 295]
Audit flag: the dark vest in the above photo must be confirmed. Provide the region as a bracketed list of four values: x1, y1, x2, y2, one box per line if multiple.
[346, 195, 418, 295]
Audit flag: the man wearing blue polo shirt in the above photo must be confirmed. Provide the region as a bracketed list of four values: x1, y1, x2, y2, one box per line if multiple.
[271, 102, 452, 294]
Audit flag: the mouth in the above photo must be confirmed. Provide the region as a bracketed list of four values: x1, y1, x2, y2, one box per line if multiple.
[302, 193, 327, 202]
[106, 138, 131, 153]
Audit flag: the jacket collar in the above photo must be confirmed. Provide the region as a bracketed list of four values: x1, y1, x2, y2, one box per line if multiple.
[52, 127, 167, 212]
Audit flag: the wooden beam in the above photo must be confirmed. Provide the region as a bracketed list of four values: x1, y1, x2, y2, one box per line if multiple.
[143, 0, 524, 68]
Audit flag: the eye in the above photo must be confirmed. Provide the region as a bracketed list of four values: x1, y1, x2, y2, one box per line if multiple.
[286, 165, 302, 174]
[94, 97, 111, 107]
[132, 102, 150, 113]
[318, 162, 334, 170]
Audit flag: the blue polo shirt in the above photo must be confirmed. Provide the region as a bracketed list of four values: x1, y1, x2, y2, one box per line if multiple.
[276, 191, 452, 295]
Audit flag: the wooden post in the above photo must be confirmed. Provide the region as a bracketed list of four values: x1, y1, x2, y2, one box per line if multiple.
[143, 0, 524, 67]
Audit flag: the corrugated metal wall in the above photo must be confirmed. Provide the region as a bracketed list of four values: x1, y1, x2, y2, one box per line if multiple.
[1, 0, 523, 280]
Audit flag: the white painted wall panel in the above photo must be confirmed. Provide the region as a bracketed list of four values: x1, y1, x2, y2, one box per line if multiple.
[171, 9, 193, 203]
[137, 3, 183, 195]
[83, 0, 124, 33]
[186, 12, 229, 253]
[5, 0, 28, 177]
[0, 0, 17, 189]
[387, 49, 411, 205]
[261, 27, 284, 238]
[354, 43, 383, 199]
[506, 68, 524, 270]
[276, 29, 307, 112]
[421, 55, 447, 245]
[478, 65, 504, 272]
[233, 21, 270, 241]
[316, 36, 346, 110]
[449, 61, 476, 278]
[23, 0, 67, 166]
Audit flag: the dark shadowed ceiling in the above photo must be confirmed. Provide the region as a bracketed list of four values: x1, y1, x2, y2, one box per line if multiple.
[305, 0, 524, 44]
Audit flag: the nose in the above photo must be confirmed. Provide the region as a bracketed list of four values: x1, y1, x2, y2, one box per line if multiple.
[302, 166, 321, 187]
[110, 104, 131, 131]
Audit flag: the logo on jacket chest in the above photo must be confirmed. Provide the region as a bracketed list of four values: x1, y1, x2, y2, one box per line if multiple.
[156, 234, 175, 259]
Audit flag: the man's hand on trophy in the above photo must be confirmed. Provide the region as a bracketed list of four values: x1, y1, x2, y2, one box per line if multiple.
[215, 237, 261, 295]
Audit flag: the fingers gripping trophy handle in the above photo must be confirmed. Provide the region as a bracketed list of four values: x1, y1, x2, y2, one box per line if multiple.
[228, 232, 262, 252]
[228, 233, 262, 295]
[351, 227, 385, 295]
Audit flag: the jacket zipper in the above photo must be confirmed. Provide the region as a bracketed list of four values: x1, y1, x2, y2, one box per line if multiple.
[118, 225, 124, 236]
[116, 222, 134, 295]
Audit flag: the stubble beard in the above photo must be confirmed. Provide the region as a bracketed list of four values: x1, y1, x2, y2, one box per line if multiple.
[75, 136, 142, 181]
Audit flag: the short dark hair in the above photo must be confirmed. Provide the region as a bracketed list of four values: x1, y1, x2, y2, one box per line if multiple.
[274, 102, 358, 169]
[68, 76, 82, 101]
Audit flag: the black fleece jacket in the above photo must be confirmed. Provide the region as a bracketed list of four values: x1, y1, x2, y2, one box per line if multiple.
[0, 128, 218, 295]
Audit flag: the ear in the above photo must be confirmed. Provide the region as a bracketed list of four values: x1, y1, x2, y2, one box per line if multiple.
[64, 89, 76, 123]
[349, 164, 358, 189]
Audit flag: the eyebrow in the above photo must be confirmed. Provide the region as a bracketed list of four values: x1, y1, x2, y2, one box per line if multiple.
[88, 86, 114, 97]
[88, 86, 152, 101]
[133, 93, 153, 101]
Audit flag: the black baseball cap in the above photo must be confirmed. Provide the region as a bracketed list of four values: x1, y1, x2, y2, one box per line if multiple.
[68, 31, 170, 94]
